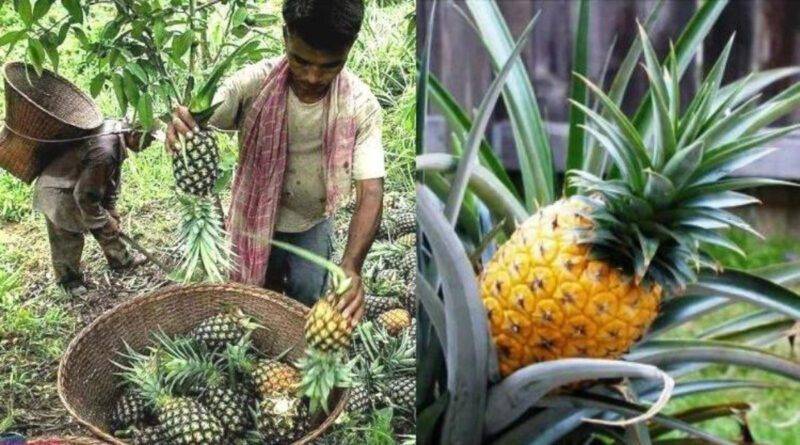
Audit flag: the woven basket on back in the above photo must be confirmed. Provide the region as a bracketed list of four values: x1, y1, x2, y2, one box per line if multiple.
[57, 283, 348, 445]
[0, 62, 103, 183]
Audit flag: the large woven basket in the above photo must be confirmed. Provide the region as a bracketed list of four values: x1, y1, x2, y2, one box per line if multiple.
[0, 62, 103, 183]
[57, 283, 347, 444]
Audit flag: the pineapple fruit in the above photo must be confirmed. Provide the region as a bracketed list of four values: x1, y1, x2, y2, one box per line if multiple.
[110, 389, 152, 431]
[364, 294, 402, 320]
[190, 308, 259, 351]
[173, 129, 219, 197]
[384, 376, 415, 412]
[345, 384, 372, 414]
[116, 345, 225, 444]
[377, 309, 412, 336]
[253, 361, 300, 397]
[305, 296, 353, 353]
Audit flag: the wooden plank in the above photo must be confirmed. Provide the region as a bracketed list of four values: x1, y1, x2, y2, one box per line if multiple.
[424, 115, 800, 180]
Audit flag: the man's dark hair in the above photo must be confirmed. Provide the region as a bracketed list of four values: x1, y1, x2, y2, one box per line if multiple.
[283, 0, 365, 52]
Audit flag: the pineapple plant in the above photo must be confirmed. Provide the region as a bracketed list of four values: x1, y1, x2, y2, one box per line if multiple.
[114, 343, 225, 444]
[377, 309, 412, 336]
[418, 1, 800, 442]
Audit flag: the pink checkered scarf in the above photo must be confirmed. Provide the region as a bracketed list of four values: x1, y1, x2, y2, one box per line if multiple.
[228, 57, 357, 285]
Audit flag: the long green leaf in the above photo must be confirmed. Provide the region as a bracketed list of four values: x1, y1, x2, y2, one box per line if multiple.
[539, 394, 734, 445]
[466, 0, 555, 209]
[631, 0, 729, 136]
[417, 273, 447, 352]
[484, 359, 673, 435]
[444, 12, 538, 226]
[583, 0, 664, 175]
[428, 75, 518, 197]
[418, 153, 528, 231]
[628, 339, 800, 380]
[565, 0, 590, 183]
[688, 269, 800, 320]
[419, 185, 488, 444]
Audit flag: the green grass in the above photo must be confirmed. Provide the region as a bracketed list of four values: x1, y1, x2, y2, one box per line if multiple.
[657, 231, 800, 443]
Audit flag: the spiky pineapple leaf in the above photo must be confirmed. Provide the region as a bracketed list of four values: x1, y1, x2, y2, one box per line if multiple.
[444, 11, 538, 226]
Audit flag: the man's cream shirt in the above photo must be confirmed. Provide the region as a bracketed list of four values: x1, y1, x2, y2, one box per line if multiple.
[209, 57, 385, 233]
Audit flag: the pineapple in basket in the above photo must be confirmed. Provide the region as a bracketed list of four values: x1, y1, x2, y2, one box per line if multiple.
[113, 342, 225, 444]
[270, 240, 357, 415]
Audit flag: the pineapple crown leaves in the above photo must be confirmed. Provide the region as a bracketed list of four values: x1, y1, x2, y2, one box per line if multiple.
[567, 28, 800, 293]
[111, 340, 175, 409]
[170, 195, 235, 283]
[296, 349, 356, 415]
[150, 329, 227, 390]
[270, 239, 352, 296]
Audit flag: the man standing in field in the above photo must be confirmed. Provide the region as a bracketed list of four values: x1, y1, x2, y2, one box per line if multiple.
[34, 121, 153, 296]
[165, 0, 383, 326]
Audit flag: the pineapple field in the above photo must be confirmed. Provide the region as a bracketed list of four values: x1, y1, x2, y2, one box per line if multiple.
[0, 0, 415, 443]
[418, 0, 800, 444]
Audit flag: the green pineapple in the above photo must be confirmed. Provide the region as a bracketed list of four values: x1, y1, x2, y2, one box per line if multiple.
[345, 384, 373, 414]
[190, 308, 260, 351]
[364, 294, 401, 320]
[129, 424, 167, 445]
[114, 343, 225, 444]
[255, 395, 311, 445]
[392, 212, 416, 237]
[173, 129, 219, 197]
[110, 388, 153, 430]
[383, 376, 415, 413]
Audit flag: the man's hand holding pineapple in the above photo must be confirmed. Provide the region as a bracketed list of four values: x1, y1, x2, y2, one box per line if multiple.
[165, 0, 382, 327]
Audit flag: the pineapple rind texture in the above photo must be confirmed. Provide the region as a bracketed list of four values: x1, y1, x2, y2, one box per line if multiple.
[479, 198, 661, 376]
[253, 361, 301, 397]
[173, 130, 219, 197]
[305, 298, 353, 352]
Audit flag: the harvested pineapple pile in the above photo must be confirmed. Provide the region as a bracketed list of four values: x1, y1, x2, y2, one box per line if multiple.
[109, 309, 321, 445]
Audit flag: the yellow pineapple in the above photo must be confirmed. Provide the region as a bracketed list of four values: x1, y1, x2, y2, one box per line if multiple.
[377, 308, 413, 336]
[480, 198, 661, 376]
[253, 361, 300, 397]
[305, 296, 353, 352]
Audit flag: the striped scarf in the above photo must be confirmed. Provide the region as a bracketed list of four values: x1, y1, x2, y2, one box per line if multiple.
[228, 57, 357, 286]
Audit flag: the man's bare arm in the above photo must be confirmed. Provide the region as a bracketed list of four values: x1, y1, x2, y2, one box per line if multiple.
[338, 178, 383, 324]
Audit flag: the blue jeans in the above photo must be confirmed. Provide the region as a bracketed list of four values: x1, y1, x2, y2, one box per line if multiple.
[265, 219, 332, 307]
